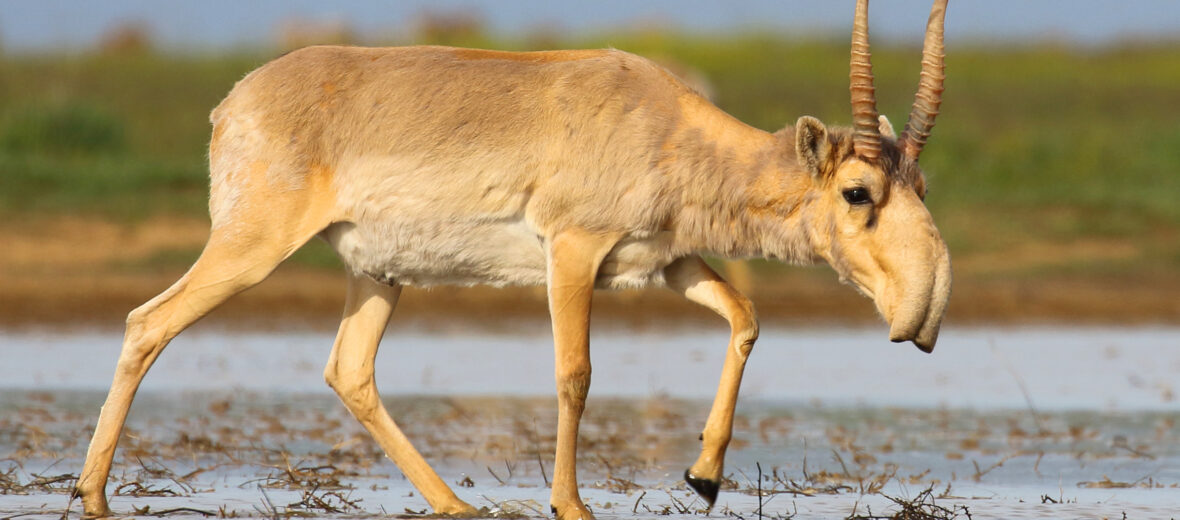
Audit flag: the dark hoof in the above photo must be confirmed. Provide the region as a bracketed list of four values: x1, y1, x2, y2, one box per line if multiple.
[684, 469, 720, 507]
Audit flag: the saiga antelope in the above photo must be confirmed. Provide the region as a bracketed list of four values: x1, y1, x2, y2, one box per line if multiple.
[74, 0, 952, 518]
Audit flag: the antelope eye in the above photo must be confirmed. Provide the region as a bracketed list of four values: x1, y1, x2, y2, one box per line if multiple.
[842, 187, 871, 205]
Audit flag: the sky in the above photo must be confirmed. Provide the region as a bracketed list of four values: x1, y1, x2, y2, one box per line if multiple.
[2, 0, 1179, 52]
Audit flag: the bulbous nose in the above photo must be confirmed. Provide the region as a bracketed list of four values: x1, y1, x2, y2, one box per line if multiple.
[889, 310, 935, 353]
[889, 318, 922, 344]
[890, 241, 950, 354]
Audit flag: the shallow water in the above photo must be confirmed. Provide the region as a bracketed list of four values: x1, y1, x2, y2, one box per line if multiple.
[5, 326, 1179, 409]
[2, 326, 1178, 519]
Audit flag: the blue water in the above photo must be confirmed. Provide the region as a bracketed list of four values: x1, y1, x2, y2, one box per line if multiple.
[2, 326, 1178, 519]
[3, 326, 1178, 410]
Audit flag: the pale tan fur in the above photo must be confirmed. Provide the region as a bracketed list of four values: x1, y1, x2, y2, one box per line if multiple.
[75, 44, 951, 520]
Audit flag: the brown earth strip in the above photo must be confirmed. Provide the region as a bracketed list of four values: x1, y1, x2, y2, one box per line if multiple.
[1, 217, 1177, 331]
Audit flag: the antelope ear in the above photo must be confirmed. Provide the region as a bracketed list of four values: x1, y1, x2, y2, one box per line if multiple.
[878, 115, 897, 140]
[795, 116, 830, 179]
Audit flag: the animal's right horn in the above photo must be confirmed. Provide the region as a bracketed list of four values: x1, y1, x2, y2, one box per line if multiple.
[899, 0, 948, 162]
[850, 0, 881, 161]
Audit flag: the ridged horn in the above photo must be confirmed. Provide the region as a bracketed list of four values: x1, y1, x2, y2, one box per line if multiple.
[899, 0, 948, 162]
[850, 0, 881, 161]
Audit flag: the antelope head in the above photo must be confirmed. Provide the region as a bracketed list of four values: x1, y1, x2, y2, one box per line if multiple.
[795, 0, 951, 352]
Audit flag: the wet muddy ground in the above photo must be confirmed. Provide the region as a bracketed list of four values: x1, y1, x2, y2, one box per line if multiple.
[2, 327, 1178, 519]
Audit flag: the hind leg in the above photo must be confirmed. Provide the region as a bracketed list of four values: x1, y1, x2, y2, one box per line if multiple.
[75, 159, 334, 517]
[75, 225, 308, 517]
[324, 272, 476, 515]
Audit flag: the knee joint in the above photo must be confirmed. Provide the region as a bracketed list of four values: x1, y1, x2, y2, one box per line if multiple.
[557, 367, 591, 401]
[732, 315, 759, 359]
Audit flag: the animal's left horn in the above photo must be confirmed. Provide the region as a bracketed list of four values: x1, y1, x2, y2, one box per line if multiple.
[899, 0, 948, 162]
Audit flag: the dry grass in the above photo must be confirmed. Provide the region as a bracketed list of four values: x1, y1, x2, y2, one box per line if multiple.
[2, 391, 1177, 519]
[846, 486, 972, 520]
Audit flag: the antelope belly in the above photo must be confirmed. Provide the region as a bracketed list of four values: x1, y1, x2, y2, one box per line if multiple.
[322, 218, 548, 287]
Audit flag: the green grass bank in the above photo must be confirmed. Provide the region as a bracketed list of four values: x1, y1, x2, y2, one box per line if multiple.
[2, 35, 1177, 298]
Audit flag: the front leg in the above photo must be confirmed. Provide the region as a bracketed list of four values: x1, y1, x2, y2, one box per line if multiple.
[546, 229, 620, 520]
[664, 256, 759, 509]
